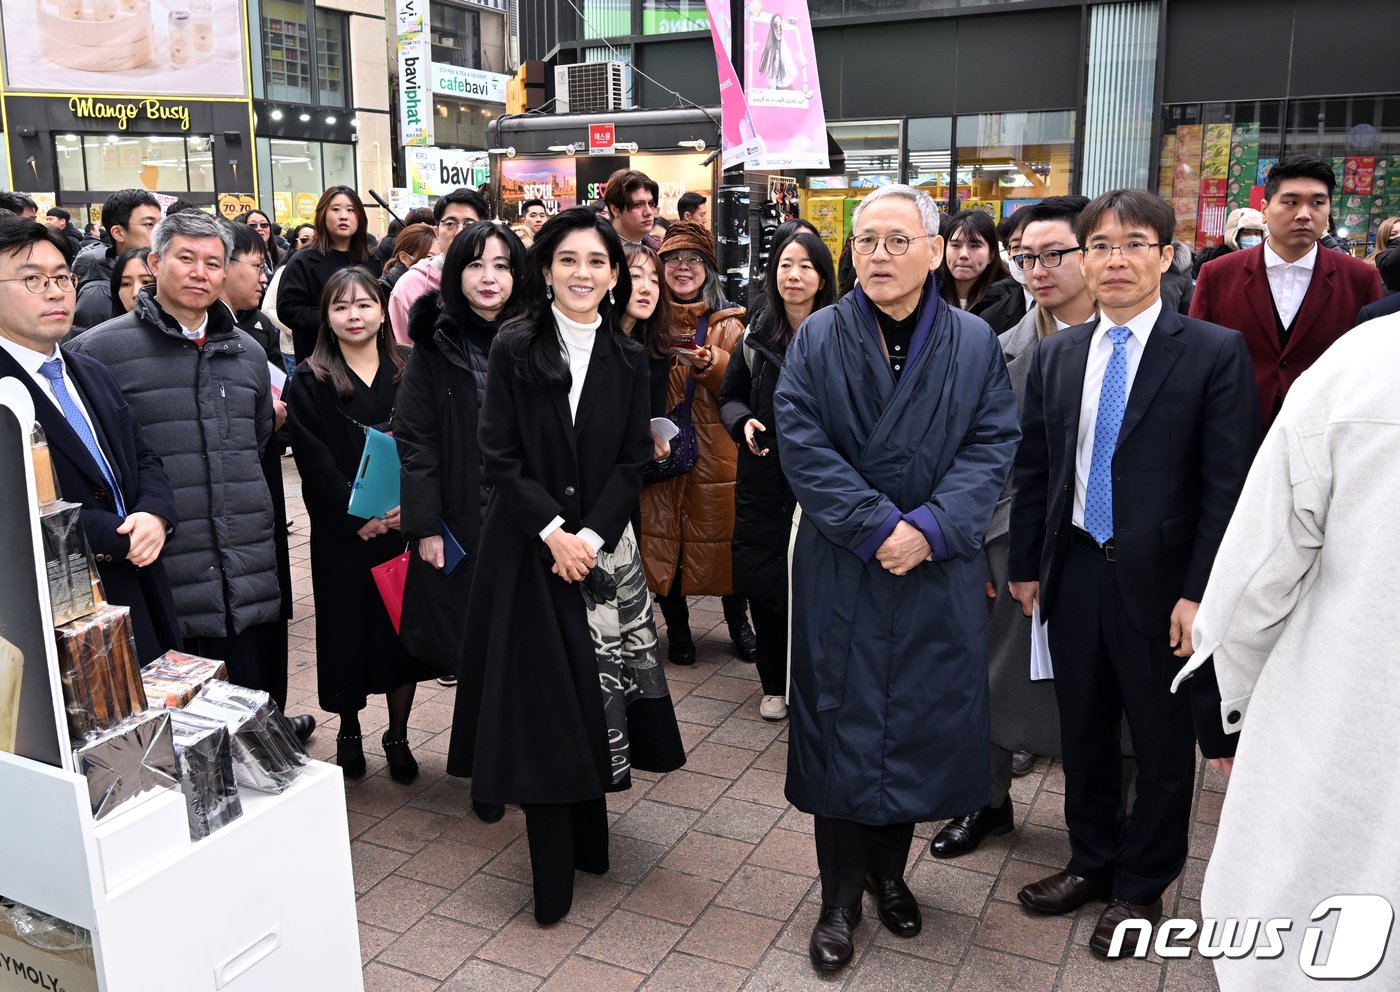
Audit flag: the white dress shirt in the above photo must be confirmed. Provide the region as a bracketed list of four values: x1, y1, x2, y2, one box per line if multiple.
[539, 305, 605, 552]
[0, 335, 116, 482]
[1262, 239, 1317, 329]
[1072, 298, 1162, 530]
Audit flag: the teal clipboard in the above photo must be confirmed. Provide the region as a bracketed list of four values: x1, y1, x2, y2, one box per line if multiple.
[347, 427, 401, 520]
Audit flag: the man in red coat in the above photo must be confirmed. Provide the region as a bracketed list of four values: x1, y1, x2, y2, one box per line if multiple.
[1190, 155, 1382, 432]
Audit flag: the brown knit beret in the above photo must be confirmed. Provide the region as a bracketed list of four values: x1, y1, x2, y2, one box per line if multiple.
[659, 220, 718, 272]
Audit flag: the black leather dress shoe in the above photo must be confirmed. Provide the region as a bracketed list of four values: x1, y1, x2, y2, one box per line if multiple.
[1011, 750, 1037, 777]
[865, 874, 921, 937]
[667, 628, 696, 665]
[472, 800, 505, 823]
[1017, 871, 1113, 915]
[287, 713, 316, 745]
[929, 797, 1014, 859]
[1089, 897, 1163, 957]
[809, 904, 861, 972]
[728, 618, 759, 663]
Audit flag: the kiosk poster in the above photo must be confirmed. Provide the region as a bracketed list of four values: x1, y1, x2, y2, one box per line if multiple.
[499, 157, 577, 217]
[0, 380, 69, 769]
[0, 0, 249, 97]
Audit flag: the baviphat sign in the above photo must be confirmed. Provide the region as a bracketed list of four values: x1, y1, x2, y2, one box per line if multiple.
[407, 146, 490, 196]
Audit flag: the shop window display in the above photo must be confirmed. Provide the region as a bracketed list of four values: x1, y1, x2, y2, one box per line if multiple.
[56, 133, 215, 195]
[953, 111, 1075, 221]
[1158, 101, 1283, 251]
[259, 137, 357, 225]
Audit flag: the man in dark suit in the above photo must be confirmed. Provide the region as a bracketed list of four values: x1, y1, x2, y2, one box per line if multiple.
[0, 219, 178, 663]
[1191, 155, 1382, 432]
[1008, 190, 1259, 957]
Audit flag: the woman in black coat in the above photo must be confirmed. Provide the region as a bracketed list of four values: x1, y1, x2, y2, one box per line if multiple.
[288, 268, 436, 784]
[446, 208, 685, 925]
[277, 185, 372, 362]
[618, 241, 674, 450]
[394, 221, 524, 823]
[718, 231, 835, 722]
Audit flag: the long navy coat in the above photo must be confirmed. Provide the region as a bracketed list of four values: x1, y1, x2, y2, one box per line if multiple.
[773, 281, 1020, 825]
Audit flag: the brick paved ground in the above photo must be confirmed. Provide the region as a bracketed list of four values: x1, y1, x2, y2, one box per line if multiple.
[281, 462, 1224, 992]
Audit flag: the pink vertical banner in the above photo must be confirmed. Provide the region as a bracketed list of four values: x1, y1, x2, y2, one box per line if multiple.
[743, 0, 828, 170]
[705, 0, 761, 170]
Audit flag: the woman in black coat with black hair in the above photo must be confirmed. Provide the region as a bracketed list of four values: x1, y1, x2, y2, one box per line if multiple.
[394, 221, 524, 822]
[288, 268, 436, 784]
[718, 231, 835, 722]
[446, 208, 685, 926]
[276, 185, 372, 362]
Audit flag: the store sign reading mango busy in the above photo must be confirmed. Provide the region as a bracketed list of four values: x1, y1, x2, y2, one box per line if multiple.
[67, 96, 191, 132]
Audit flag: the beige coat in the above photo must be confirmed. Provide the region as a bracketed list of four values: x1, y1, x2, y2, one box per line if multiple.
[1173, 315, 1400, 991]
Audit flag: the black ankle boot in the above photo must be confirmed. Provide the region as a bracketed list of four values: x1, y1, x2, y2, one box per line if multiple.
[381, 733, 419, 785]
[667, 626, 696, 665]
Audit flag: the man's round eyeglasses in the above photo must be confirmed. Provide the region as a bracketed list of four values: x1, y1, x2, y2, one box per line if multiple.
[0, 274, 75, 293]
[849, 234, 934, 256]
[1011, 247, 1081, 271]
[1082, 241, 1163, 261]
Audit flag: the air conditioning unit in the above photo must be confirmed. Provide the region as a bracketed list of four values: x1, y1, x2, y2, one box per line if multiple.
[554, 61, 627, 114]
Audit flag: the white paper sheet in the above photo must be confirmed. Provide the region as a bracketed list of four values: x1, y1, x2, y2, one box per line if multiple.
[649, 417, 680, 443]
[1030, 601, 1054, 680]
[267, 361, 288, 399]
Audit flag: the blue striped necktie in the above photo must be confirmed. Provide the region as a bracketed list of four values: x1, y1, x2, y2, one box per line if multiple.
[39, 357, 126, 517]
[1083, 326, 1131, 545]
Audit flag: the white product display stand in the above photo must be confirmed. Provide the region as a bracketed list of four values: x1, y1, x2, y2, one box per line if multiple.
[0, 753, 364, 992]
[0, 378, 364, 991]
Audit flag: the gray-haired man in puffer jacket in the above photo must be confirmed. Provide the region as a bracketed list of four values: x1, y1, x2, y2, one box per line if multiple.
[70, 208, 315, 742]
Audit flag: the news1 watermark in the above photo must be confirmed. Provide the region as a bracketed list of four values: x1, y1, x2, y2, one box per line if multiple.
[1109, 894, 1395, 979]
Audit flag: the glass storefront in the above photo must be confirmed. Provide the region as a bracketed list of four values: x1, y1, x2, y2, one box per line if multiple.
[800, 111, 1076, 256]
[432, 100, 495, 150]
[1159, 95, 1400, 254]
[257, 137, 357, 224]
[55, 133, 217, 195]
[955, 111, 1076, 218]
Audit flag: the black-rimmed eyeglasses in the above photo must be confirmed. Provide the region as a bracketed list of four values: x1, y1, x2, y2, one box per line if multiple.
[849, 233, 934, 256]
[1011, 247, 1081, 271]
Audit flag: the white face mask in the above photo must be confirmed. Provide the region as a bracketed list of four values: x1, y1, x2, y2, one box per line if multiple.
[1238, 234, 1263, 250]
[1001, 247, 1028, 286]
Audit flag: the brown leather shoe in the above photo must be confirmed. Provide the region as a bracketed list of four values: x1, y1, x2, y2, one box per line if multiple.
[1089, 897, 1164, 958]
[1017, 871, 1112, 915]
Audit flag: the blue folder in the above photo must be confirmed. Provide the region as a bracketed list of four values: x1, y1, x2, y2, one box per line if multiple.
[347, 427, 401, 520]
[442, 522, 468, 576]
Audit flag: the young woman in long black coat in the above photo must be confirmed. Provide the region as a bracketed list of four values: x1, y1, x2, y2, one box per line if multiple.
[446, 208, 685, 925]
[718, 232, 836, 721]
[394, 221, 524, 821]
[287, 268, 435, 784]
[277, 185, 372, 362]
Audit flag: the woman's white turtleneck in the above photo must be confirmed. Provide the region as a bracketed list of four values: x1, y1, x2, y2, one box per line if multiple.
[553, 304, 601, 420]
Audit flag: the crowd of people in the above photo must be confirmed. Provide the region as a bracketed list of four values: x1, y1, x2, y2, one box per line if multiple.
[0, 149, 1395, 988]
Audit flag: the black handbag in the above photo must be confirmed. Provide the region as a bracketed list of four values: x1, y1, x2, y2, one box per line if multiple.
[643, 315, 708, 485]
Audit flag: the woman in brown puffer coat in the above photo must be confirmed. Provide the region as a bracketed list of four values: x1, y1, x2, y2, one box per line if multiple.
[641, 222, 758, 665]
